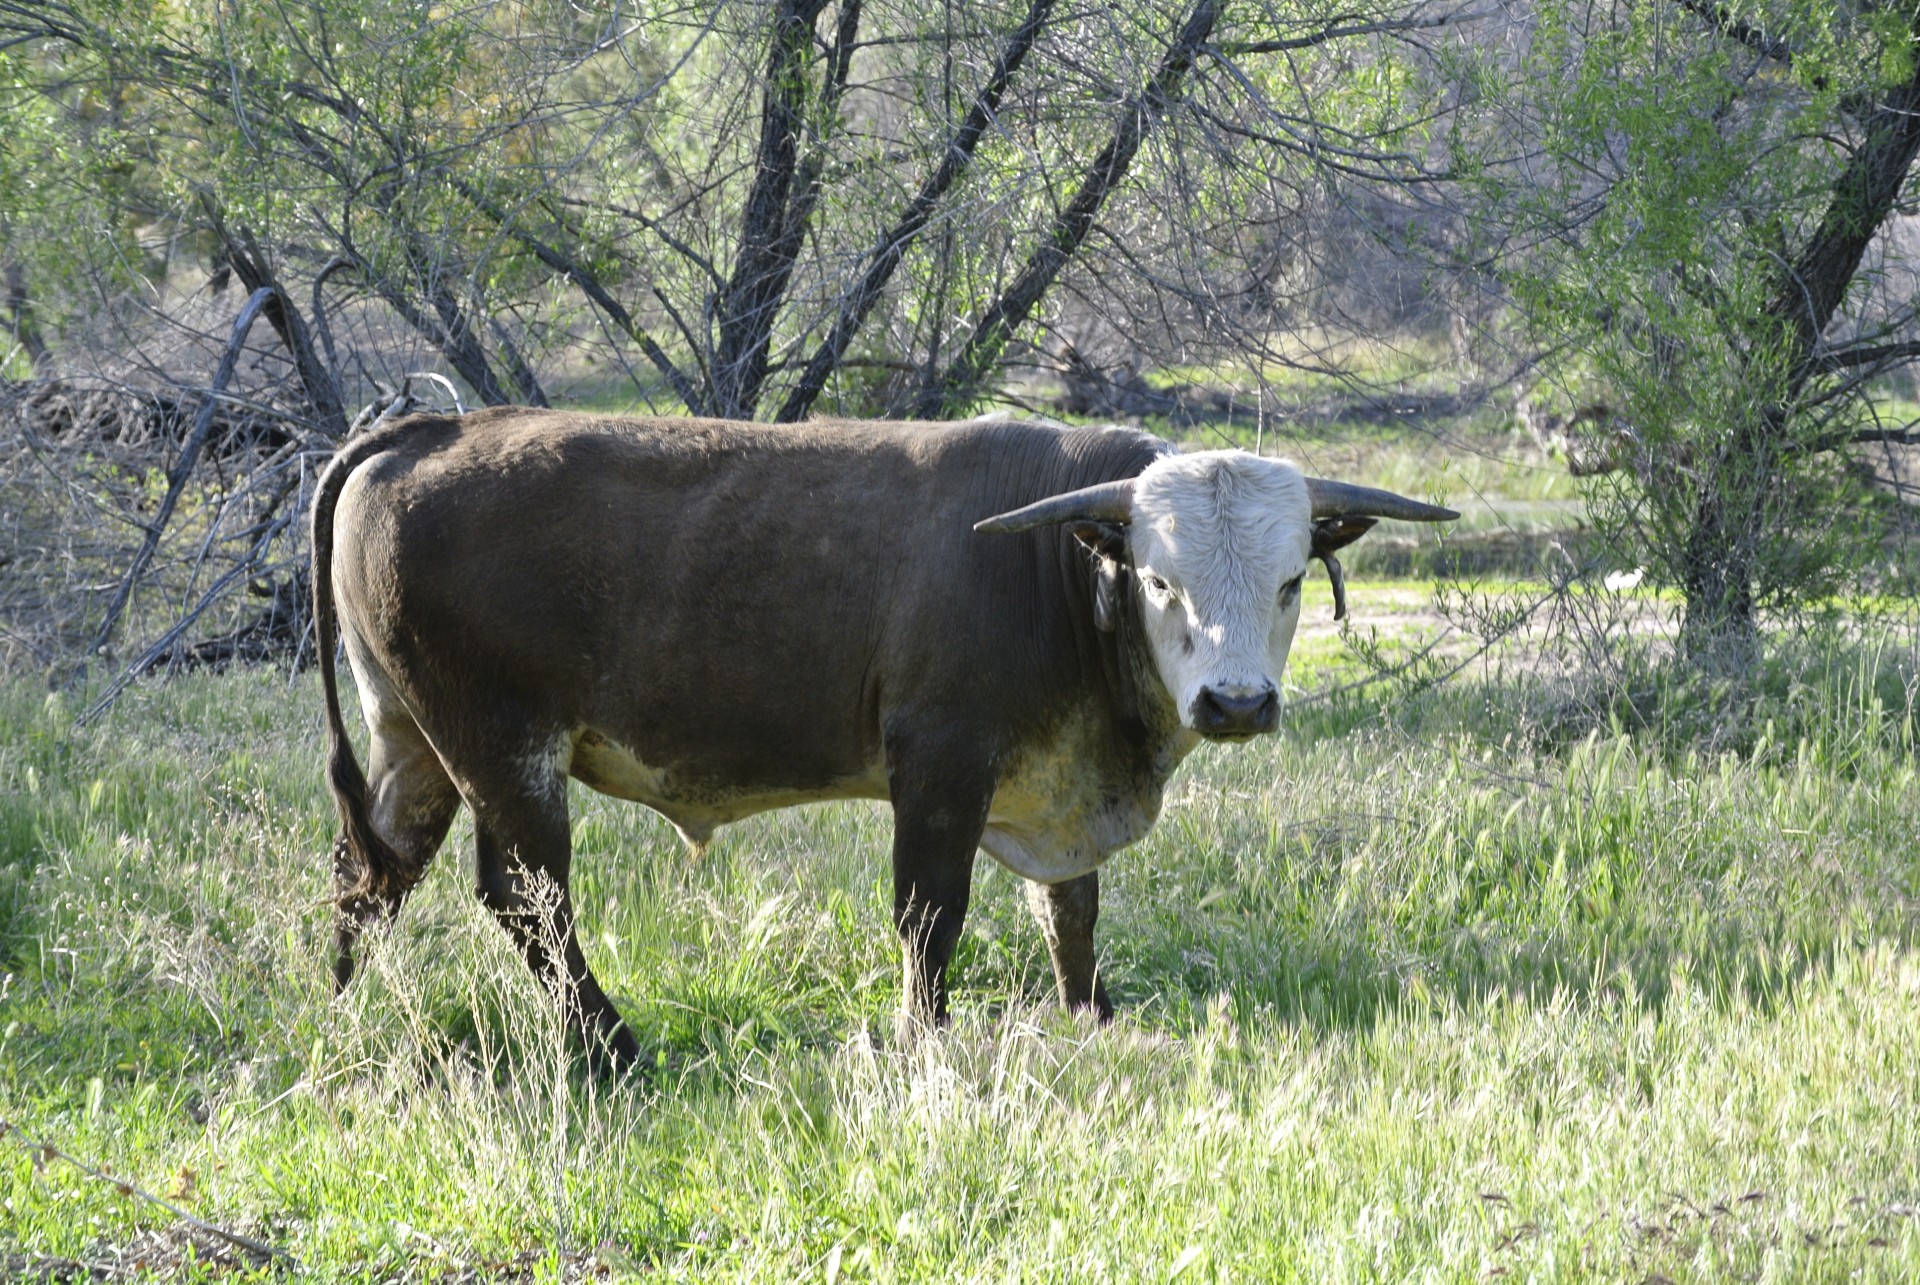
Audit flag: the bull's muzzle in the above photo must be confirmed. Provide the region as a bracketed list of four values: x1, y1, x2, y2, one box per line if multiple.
[1193, 684, 1280, 739]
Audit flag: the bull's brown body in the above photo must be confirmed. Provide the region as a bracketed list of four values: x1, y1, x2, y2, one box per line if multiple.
[315, 408, 1453, 1069]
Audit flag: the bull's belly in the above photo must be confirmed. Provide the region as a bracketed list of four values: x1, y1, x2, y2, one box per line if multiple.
[979, 785, 1157, 883]
[567, 722, 1166, 885]
[567, 726, 888, 849]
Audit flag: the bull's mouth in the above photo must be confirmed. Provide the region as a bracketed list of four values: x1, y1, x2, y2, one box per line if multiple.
[1196, 727, 1271, 744]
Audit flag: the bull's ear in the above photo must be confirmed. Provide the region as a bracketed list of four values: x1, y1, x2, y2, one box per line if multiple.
[1068, 521, 1126, 633]
[1092, 561, 1120, 632]
[1311, 516, 1376, 557]
[1067, 520, 1128, 562]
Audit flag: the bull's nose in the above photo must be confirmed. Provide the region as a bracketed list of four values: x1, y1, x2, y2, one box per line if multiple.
[1193, 685, 1280, 739]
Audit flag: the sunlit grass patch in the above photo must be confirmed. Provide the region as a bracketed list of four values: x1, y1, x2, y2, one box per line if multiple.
[3, 649, 1920, 1280]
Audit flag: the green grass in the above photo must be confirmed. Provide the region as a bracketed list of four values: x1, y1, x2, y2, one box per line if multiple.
[1149, 329, 1464, 398]
[4, 637, 1920, 1280]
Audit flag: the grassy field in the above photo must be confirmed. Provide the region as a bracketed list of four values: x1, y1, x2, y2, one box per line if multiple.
[5, 599, 1920, 1281]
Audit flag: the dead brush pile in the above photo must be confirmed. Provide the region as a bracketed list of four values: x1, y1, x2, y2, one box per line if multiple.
[0, 372, 322, 688]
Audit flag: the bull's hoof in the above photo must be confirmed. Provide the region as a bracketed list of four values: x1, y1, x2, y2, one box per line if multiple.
[1072, 991, 1115, 1025]
[584, 1022, 645, 1081]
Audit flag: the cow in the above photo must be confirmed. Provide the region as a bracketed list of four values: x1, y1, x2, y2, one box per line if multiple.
[312, 409, 1455, 1070]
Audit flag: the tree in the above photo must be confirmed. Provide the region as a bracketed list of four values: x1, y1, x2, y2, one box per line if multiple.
[1471, 0, 1920, 666]
[3, 0, 1483, 419]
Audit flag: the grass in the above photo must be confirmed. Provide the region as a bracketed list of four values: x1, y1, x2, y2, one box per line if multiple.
[4, 615, 1920, 1280]
[1148, 329, 1465, 399]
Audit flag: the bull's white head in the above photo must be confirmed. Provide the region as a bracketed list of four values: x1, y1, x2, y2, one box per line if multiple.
[976, 451, 1456, 740]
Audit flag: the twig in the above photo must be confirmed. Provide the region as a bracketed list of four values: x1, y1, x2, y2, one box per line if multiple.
[1287, 626, 1457, 709]
[0, 1117, 294, 1267]
[1290, 576, 1575, 712]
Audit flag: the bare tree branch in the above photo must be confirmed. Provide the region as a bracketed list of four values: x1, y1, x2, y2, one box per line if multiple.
[454, 180, 703, 409]
[1675, 0, 1799, 68]
[310, 255, 354, 374]
[1813, 338, 1920, 372]
[925, 0, 1223, 416]
[1848, 427, 1920, 446]
[202, 203, 348, 436]
[775, 0, 1058, 422]
[1205, 8, 1492, 55]
[489, 315, 550, 407]
[84, 287, 280, 671]
[0, 1117, 292, 1266]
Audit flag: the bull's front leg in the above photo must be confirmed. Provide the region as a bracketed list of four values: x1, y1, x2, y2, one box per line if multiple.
[1024, 871, 1114, 1021]
[885, 726, 994, 1036]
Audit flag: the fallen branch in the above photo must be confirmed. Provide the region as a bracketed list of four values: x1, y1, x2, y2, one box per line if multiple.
[0, 1117, 293, 1268]
[80, 507, 300, 723]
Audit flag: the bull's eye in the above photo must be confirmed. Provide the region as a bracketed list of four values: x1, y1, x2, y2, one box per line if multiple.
[1141, 572, 1173, 601]
[1279, 573, 1304, 603]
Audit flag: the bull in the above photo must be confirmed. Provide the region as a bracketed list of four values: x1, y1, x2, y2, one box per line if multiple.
[312, 409, 1455, 1069]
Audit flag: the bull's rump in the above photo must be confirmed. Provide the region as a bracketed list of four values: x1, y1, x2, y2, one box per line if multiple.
[328, 410, 1148, 814]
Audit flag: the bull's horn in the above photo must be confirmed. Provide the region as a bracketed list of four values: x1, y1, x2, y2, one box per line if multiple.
[974, 479, 1137, 533]
[1305, 478, 1459, 523]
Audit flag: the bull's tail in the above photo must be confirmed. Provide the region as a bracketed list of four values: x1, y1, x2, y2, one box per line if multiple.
[311, 428, 417, 924]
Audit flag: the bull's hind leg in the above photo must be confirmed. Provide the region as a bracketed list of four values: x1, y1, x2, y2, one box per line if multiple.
[333, 716, 461, 990]
[1024, 872, 1113, 1021]
[465, 737, 640, 1074]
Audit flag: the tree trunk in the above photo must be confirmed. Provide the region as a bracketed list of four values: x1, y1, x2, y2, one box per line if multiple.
[1668, 9, 1920, 666]
[1675, 461, 1760, 670]
[489, 317, 550, 407]
[706, 0, 835, 419]
[4, 259, 51, 371]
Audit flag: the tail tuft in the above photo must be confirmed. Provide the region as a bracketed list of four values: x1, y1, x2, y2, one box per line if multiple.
[327, 743, 424, 910]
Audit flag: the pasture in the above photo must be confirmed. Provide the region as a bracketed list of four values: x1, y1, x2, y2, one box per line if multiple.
[10, 0, 1920, 1271]
[5, 600, 1920, 1281]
